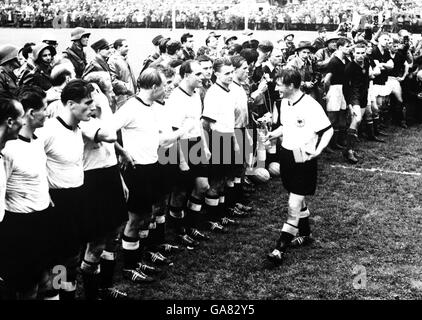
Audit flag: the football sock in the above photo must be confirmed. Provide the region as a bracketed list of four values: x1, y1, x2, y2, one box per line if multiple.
[169, 206, 186, 235]
[100, 251, 116, 289]
[298, 207, 311, 237]
[122, 235, 139, 269]
[204, 194, 220, 222]
[80, 260, 100, 300]
[186, 196, 203, 229]
[155, 215, 166, 245]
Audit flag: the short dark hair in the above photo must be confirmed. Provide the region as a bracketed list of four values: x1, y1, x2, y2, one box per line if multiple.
[240, 49, 259, 65]
[276, 69, 301, 89]
[242, 40, 260, 50]
[137, 68, 163, 90]
[228, 44, 242, 56]
[20, 42, 35, 60]
[196, 54, 213, 64]
[51, 68, 72, 87]
[169, 59, 183, 68]
[0, 96, 20, 124]
[155, 65, 176, 79]
[16, 85, 46, 111]
[230, 55, 246, 69]
[113, 38, 126, 50]
[179, 60, 195, 78]
[258, 40, 273, 53]
[213, 57, 232, 73]
[205, 36, 216, 46]
[167, 40, 182, 56]
[61, 79, 94, 104]
[249, 40, 260, 50]
[181, 33, 193, 44]
[159, 38, 170, 54]
[337, 37, 351, 48]
[197, 46, 211, 57]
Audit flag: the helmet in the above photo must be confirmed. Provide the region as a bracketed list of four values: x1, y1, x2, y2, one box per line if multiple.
[71, 27, 91, 41]
[32, 43, 56, 62]
[0, 44, 19, 66]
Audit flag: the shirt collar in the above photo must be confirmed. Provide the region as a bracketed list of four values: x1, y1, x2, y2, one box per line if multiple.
[134, 96, 152, 107]
[179, 86, 193, 97]
[18, 135, 31, 143]
[216, 82, 230, 93]
[291, 93, 305, 106]
[57, 116, 78, 131]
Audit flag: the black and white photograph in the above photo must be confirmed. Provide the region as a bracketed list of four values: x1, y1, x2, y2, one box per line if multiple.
[0, 0, 421, 306]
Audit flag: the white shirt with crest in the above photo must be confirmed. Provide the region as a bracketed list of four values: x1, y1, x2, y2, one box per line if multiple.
[280, 93, 331, 152]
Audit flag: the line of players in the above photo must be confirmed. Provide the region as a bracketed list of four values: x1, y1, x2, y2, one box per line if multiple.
[0, 54, 261, 300]
[1, 26, 422, 300]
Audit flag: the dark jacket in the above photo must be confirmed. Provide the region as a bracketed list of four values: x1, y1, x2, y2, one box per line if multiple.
[63, 43, 87, 79]
[0, 66, 18, 94]
[19, 63, 53, 91]
[312, 37, 326, 51]
[82, 55, 112, 78]
[182, 48, 195, 61]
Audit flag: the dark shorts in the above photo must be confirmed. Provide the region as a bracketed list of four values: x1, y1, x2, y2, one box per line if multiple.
[83, 165, 128, 241]
[279, 147, 317, 196]
[180, 137, 209, 179]
[208, 131, 236, 179]
[0, 207, 57, 291]
[157, 163, 180, 196]
[122, 162, 160, 216]
[50, 186, 87, 258]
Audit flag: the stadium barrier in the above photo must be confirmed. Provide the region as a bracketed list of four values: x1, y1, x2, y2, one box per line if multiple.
[1, 18, 422, 33]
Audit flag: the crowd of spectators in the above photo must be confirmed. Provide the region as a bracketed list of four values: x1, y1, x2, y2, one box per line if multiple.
[0, 0, 422, 32]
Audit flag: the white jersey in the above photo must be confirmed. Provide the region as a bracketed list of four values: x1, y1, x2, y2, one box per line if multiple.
[166, 87, 203, 139]
[37, 117, 84, 189]
[80, 118, 118, 171]
[280, 93, 332, 151]
[2, 136, 50, 213]
[202, 83, 236, 133]
[80, 95, 117, 171]
[112, 96, 159, 165]
[152, 100, 173, 136]
[229, 81, 249, 128]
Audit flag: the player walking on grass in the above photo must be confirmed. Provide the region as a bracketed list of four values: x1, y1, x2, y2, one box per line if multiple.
[266, 69, 333, 265]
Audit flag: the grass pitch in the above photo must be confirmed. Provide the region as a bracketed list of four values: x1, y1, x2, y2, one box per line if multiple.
[110, 124, 422, 300]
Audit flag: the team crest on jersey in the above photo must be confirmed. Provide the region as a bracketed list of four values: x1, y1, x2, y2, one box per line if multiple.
[296, 117, 305, 127]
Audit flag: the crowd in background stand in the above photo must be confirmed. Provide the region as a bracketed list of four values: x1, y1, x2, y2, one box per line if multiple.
[0, 0, 422, 32]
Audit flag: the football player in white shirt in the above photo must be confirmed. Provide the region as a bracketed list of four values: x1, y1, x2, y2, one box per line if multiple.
[39, 79, 96, 300]
[0, 95, 25, 299]
[166, 60, 212, 248]
[113, 68, 176, 283]
[202, 57, 239, 232]
[78, 72, 130, 300]
[228, 55, 254, 218]
[148, 66, 185, 254]
[266, 69, 333, 266]
[1, 86, 54, 300]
